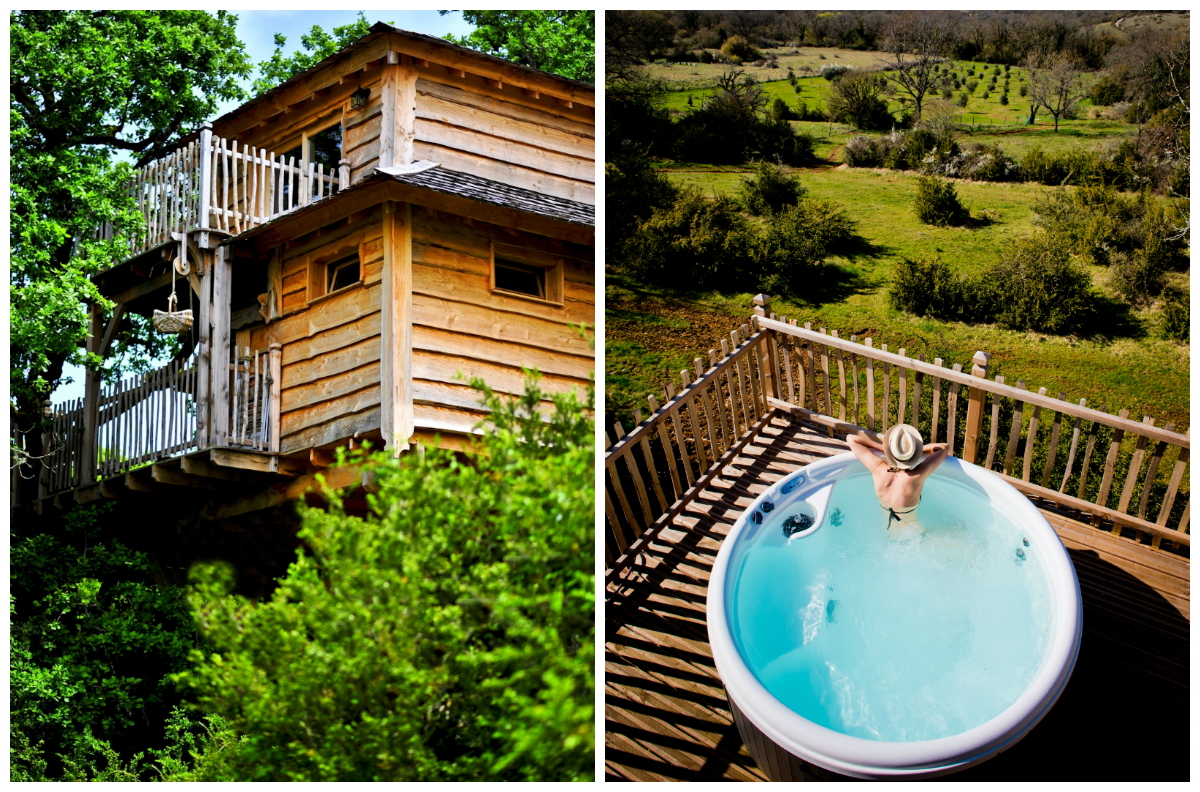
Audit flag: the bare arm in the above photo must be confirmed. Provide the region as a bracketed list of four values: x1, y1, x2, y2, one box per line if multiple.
[914, 443, 949, 478]
[846, 434, 886, 469]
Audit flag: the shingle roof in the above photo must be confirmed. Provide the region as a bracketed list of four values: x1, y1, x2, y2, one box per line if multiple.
[379, 166, 594, 227]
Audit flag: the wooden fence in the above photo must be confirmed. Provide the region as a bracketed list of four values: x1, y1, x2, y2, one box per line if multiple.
[97, 358, 199, 478]
[94, 124, 348, 257]
[604, 298, 1190, 572]
[227, 346, 277, 452]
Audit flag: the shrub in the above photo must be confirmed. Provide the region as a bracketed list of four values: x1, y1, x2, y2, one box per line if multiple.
[753, 114, 816, 165]
[957, 92, 968, 107]
[966, 80, 979, 94]
[1000, 93, 1009, 105]
[819, 63, 851, 81]
[756, 198, 856, 295]
[1019, 84, 1027, 97]
[1109, 250, 1167, 306]
[842, 135, 880, 168]
[912, 175, 970, 226]
[740, 161, 806, 215]
[888, 256, 971, 318]
[721, 35, 761, 62]
[826, 72, 893, 130]
[981, 235, 1094, 333]
[1158, 287, 1189, 342]
[175, 375, 596, 782]
[622, 189, 757, 289]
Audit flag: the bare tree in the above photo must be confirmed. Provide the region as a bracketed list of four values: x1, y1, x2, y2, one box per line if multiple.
[1027, 56, 1086, 131]
[879, 12, 958, 122]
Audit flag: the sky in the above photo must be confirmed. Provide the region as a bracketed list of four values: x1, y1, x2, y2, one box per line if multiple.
[52, 10, 477, 403]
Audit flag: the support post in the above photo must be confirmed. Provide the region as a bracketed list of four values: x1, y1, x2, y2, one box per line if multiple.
[210, 245, 232, 447]
[962, 350, 991, 464]
[379, 52, 418, 169]
[195, 254, 213, 448]
[752, 294, 779, 402]
[380, 200, 413, 455]
[197, 123, 213, 250]
[38, 400, 52, 500]
[338, 157, 350, 190]
[81, 304, 103, 483]
[268, 343, 282, 454]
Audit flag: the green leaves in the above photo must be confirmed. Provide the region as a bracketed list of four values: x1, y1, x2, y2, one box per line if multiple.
[175, 378, 595, 781]
[252, 12, 375, 96]
[444, 11, 595, 83]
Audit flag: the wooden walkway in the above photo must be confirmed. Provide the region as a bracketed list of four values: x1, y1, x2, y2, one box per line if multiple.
[605, 416, 1190, 782]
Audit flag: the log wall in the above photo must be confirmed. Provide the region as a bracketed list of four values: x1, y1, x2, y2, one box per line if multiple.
[251, 204, 594, 455]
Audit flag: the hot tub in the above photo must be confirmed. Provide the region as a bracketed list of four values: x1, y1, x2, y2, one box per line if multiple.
[707, 452, 1082, 779]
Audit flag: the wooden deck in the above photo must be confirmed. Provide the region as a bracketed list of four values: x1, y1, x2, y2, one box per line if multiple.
[605, 415, 1190, 782]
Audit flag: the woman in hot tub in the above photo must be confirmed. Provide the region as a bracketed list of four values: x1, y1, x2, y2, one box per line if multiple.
[846, 424, 949, 540]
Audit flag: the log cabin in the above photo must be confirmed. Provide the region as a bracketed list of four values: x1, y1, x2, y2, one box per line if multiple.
[15, 23, 595, 588]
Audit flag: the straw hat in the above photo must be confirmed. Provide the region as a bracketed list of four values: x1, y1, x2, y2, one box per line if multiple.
[883, 424, 924, 470]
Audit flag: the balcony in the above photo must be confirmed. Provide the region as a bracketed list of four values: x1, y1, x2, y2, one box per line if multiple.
[91, 124, 347, 262]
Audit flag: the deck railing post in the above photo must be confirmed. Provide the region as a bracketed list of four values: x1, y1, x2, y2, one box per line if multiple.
[81, 303, 102, 485]
[338, 158, 350, 190]
[38, 400, 52, 501]
[752, 294, 780, 403]
[962, 350, 991, 464]
[197, 123, 213, 250]
[268, 343, 282, 454]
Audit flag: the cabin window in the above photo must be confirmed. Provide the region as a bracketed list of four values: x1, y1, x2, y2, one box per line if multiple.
[308, 123, 342, 171]
[491, 252, 564, 305]
[326, 254, 360, 294]
[494, 259, 546, 299]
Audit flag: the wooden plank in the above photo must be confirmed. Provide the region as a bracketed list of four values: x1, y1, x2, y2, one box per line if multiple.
[412, 140, 594, 205]
[1058, 399, 1087, 492]
[412, 260, 593, 324]
[666, 383, 697, 490]
[211, 246, 232, 446]
[1096, 409, 1131, 511]
[946, 363, 962, 453]
[1040, 393, 1067, 488]
[380, 201, 414, 452]
[206, 461, 363, 521]
[984, 376, 1006, 470]
[380, 60, 418, 169]
[1116, 416, 1155, 519]
[415, 81, 595, 154]
[1155, 429, 1189, 527]
[849, 335, 861, 427]
[279, 405, 381, 455]
[832, 330, 847, 422]
[880, 344, 891, 432]
[693, 359, 722, 461]
[680, 370, 710, 472]
[414, 117, 594, 182]
[1139, 423, 1176, 521]
[911, 353, 925, 429]
[1022, 387, 1050, 482]
[151, 463, 223, 490]
[281, 384, 381, 439]
[864, 338, 875, 432]
[818, 329, 832, 428]
[1003, 382, 1027, 477]
[649, 395, 683, 502]
[930, 358, 944, 444]
[897, 347, 908, 426]
[1076, 412, 1103, 501]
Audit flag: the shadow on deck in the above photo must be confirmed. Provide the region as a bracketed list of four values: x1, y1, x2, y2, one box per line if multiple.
[605, 417, 1190, 782]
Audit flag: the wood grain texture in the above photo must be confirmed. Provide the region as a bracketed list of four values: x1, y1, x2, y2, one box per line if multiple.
[412, 141, 595, 205]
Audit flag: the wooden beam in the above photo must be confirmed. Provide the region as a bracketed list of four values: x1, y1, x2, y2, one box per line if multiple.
[99, 476, 125, 499]
[381, 201, 414, 454]
[98, 303, 126, 355]
[210, 448, 306, 476]
[205, 463, 364, 520]
[82, 305, 103, 484]
[210, 246, 232, 446]
[379, 58, 418, 169]
[125, 468, 159, 492]
[73, 484, 104, 505]
[310, 448, 335, 468]
[151, 463, 223, 490]
[181, 455, 267, 482]
[195, 253, 213, 448]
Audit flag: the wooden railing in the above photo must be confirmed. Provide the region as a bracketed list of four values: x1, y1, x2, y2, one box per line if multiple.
[604, 297, 1191, 572]
[93, 124, 348, 258]
[96, 358, 200, 478]
[226, 346, 280, 452]
[605, 322, 775, 568]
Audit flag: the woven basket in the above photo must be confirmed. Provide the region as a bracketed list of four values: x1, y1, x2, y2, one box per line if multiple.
[153, 308, 194, 334]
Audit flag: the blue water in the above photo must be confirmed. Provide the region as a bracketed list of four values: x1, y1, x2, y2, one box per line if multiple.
[729, 472, 1052, 743]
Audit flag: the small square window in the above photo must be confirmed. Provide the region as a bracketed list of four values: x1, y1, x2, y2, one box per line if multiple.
[494, 258, 546, 299]
[327, 254, 360, 293]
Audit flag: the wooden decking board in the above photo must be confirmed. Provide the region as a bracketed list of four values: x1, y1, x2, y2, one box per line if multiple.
[605, 415, 1190, 782]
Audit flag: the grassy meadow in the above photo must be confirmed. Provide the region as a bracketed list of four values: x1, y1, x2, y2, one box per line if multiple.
[607, 159, 1189, 435]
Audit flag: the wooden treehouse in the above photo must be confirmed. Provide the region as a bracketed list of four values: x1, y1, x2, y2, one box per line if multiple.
[605, 296, 1189, 782]
[16, 24, 594, 570]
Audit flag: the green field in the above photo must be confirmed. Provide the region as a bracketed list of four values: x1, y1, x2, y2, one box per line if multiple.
[606, 164, 1189, 433]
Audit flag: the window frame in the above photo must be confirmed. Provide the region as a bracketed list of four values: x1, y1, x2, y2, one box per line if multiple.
[489, 243, 564, 307]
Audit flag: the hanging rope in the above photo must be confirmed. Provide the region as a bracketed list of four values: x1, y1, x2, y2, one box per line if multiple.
[153, 238, 194, 334]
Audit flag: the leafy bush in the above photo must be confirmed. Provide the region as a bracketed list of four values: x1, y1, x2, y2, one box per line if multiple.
[1158, 287, 1189, 342]
[912, 175, 970, 226]
[1109, 250, 1168, 306]
[721, 35, 761, 62]
[740, 161, 806, 215]
[605, 151, 679, 247]
[981, 235, 1095, 334]
[753, 114, 815, 165]
[819, 63, 850, 81]
[826, 72, 894, 130]
[623, 188, 756, 289]
[756, 199, 856, 295]
[10, 503, 203, 781]
[888, 256, 972, 319]
[174, 375, 596, 782]
[957, 92, 968, 107]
